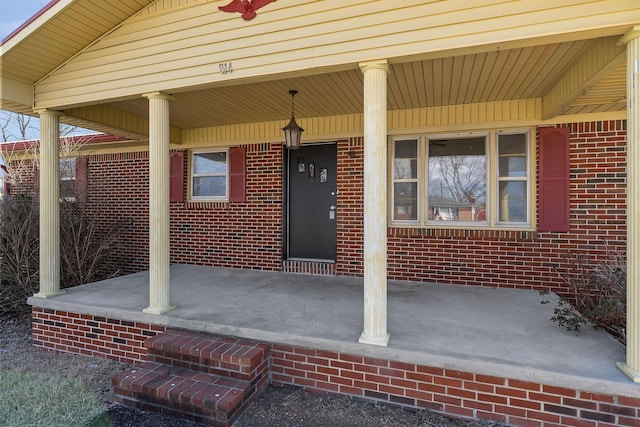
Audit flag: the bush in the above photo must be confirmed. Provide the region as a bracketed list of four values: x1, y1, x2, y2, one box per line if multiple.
[0, 192, 128, 315]
[552, 252, 626, 344]
[0, 194, 39, 316]
[60, 198, 127, 287]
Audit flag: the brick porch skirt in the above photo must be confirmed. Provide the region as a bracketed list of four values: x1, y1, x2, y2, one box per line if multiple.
[32, 307, 640, 427]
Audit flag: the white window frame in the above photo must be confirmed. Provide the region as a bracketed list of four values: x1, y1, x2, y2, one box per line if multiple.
[189, 148, 229, 201]
[391, 137, 421, 223]
[389, 129, 533, 229]
[494, 130, 531, 226]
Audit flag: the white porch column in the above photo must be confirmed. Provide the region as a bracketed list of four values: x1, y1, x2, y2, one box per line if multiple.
[359, 60, 390, 346]
[34, 109, 63, 298]
[143, 92, 175, 314]
[618, 25, 640, 382]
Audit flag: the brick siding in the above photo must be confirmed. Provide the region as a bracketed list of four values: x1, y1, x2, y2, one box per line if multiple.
[386, 121, 627, 293]
[270, 343, 640, 427]
[31, 307, 640, 427]
[31, 307, 165, 362]
[11, 120, 626, 294]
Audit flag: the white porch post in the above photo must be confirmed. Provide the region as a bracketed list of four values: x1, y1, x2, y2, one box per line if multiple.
[359, 60, 390, 346]
[34, 109, 63, 298]
[618, 25, 640, 382]
[143, 92, 175, 314]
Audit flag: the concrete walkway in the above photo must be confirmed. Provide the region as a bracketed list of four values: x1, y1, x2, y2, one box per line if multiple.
[28, 265, 637, 398]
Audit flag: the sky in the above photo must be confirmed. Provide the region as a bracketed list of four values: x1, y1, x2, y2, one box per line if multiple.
[1, 1, 50, 141]
[1, 0, 51, 42]
[1, 1, 96, 143]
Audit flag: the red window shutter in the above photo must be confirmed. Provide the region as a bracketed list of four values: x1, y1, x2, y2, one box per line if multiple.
[229, 146, 246, 203]
[75, 157, 88, 199]
[170, 151, 185, 203]
[538, 127, 570, 232]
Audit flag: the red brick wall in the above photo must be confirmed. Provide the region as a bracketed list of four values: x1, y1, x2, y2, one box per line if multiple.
[89, 152, 150, 273]
[33, 307, 640, 426]
[270, 343, 640, 427]
[82, 121, 626, 293]
[31, 307, 165, 362]
[169, 143, 283, 270]
[86, 143, 284, 274]
[385, 121, 627, 294]
[336, 137, 365, 276]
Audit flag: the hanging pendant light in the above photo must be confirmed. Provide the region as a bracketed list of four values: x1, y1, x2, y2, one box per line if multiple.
[282, 90, 304, 150]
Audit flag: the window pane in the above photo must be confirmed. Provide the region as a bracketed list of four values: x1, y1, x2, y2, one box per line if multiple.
[498, 134, 527, 177]
[394, 159, 417, 180]
[193, 152, 227, 174]
[393, 182, 417, 220]
[60, 159, 76, 180]
[394, 140, 417, 179]
[428, 137, 486, 222]
[498, 181, 527, 222]
[193, 176, 226, 197]
[499, 156, 526, 177]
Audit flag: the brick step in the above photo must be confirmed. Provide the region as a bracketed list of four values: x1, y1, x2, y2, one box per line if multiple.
[113, 362, 251, 426]
[145, 329, 269, 383]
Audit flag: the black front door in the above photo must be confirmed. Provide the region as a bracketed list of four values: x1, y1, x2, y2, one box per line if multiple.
[287, 143, 337, 260]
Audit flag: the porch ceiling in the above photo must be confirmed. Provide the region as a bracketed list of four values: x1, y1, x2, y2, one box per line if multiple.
[97, 37, 627, 132]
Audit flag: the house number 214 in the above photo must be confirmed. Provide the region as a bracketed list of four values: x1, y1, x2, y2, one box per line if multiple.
[219, 62, 233, 74]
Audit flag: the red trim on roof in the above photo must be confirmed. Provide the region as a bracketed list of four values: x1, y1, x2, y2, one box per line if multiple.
[0, 134, 128, 152]
[1, 0, 61, 46]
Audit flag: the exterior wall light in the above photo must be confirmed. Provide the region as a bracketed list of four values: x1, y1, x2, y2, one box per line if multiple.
[283, 90, 304, 150]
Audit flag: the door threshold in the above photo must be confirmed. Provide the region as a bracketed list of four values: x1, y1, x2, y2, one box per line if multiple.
[282, 259, 337, 275]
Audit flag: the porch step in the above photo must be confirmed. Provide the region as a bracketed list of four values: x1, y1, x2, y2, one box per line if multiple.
[145, 329, 270, 382]
[112, 330, 270, 426]
[112, 362, 251, 426]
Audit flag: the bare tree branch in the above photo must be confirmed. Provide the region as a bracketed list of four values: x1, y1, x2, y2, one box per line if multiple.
[0, 111, 39, 141]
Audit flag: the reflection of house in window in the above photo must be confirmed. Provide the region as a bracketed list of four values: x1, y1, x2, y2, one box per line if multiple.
[428, 136, 486, 223]
[428, 196, 484, 221]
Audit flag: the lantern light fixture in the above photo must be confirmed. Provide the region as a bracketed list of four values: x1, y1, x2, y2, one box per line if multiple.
[282, 90, 304, 150]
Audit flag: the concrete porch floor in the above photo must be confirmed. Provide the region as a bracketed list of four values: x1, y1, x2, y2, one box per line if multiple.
[28, 265, 638, 398]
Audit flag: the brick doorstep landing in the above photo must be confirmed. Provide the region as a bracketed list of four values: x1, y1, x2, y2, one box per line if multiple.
[112, 330, 270, 427]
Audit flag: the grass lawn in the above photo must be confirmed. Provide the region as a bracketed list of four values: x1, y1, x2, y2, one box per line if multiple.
[0, 370, 109, 426]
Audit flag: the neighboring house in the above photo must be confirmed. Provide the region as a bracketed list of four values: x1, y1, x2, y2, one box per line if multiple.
[2, 0, 640, 424]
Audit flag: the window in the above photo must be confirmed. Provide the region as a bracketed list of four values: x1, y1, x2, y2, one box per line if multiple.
[392, 140, 419, 220]
[391, 130, 531, 227]
[190, 149, 228, 200]
[60, 158, 76, 201]
[497, 133, 528, 223]
[428, 136, 486, 223]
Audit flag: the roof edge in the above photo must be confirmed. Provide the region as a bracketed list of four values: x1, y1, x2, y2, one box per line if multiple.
[0, 133, 126, 151]
[1, 0, 61, 47]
